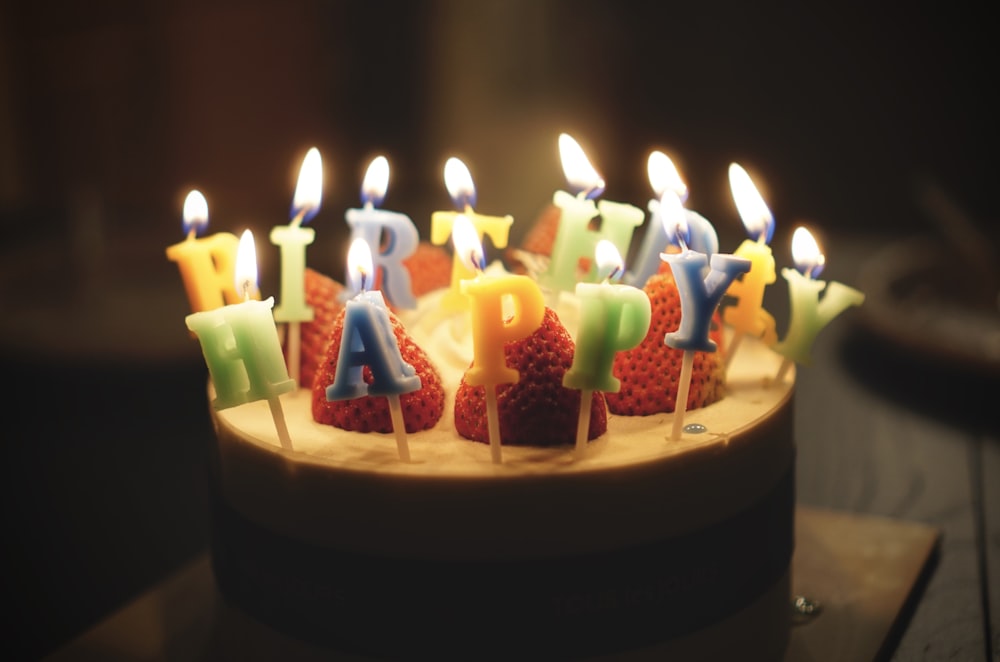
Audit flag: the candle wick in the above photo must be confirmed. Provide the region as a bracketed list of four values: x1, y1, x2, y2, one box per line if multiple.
[360, 269, 369, 292]
[186, 228, 197, 241]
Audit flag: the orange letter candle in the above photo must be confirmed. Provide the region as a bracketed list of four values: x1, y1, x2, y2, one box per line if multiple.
[166, 190, 241, 312]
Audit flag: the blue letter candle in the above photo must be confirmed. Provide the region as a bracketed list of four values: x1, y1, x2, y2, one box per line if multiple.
[662, 251, 751, 352]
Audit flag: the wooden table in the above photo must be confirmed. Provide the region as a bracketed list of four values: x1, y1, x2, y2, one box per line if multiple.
[4, 230, 997, 661]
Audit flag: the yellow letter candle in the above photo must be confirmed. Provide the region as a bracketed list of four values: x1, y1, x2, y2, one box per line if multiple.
[772, 227, 865, 382]
[431, 157, 513, 312]
[564, 240, 651, 456]
[271, 147, 323, 387]
[345, 156, 419, 309]
[541, 134, 643, 296]
[166, 189, 241, 312]
[452, 215, 545, 464]
[723, 163, 778, 372]
[186, 230, 295, 449]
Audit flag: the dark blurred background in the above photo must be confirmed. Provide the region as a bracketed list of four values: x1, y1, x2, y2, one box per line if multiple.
[0, 1, 995, 659]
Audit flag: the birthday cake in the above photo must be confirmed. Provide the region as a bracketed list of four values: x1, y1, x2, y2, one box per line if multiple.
[205, 256, 796, 661]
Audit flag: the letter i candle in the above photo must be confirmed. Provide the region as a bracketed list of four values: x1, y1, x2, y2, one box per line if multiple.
[564, 240, 651, 457]
[326, 239, 422, 462]
[186, 229, 296, 449]
[658, 192, 751, 441]
[772, 226, 865, 383]
[271, 147, 323, 388]
[451, 215, 545, 464]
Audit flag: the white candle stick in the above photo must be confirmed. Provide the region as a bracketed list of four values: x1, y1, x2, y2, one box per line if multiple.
[671, 350, 695, 441]
[387, 394, 411, 462]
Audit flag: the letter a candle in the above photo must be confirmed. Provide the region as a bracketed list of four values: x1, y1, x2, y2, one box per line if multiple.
[326, 239, 422, 462]
[772, 226, 865, 383]
[451, 215, 545, 464]
[564, 240, 651, 457]
[658, 192, 751, 441]
[186, 229, 296, 450]
[271, 147, 323, 388]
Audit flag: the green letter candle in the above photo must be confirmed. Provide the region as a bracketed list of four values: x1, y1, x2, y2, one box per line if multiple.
[772, 227, 865, 381]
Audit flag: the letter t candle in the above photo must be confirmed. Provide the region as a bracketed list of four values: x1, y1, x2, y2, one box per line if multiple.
[659, 192, 751, 441]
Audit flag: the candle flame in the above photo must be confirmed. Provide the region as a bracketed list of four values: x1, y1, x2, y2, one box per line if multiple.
[347, 238, 376, 293]
[290, 147, 323, 225]
[595, 239, 624, 282]
[659, 190, 690, 250]
[647, 150, 688, 203]
[728, 163, 774, 244]
[791, 226, 826, 278]
[444, 157, 476, 210]
[234, 229, 258, 300]
[558, 133, 605, 199]
[361, 155, 389, 208]
[182, 189, 208, 237]
[450, 214, 485, 273]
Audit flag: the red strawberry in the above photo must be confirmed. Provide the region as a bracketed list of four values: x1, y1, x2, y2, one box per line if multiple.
[311, 305, 444, 433]
[454, 307, 607, 446]
[285, 268, 345, 390]
[604, 269, 725, 416]
[400, 240, 452, 298]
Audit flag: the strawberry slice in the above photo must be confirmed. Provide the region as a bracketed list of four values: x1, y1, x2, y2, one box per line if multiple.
[454, 307, 607, 446]
[604, 268, 725, 416]
[311, 306, 444, 433]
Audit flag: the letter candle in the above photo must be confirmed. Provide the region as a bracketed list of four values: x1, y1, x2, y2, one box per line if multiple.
[723, 163, 778, 372]
[166, 189, 241, 312]
[451, 215, 545, 464]
[564, 240, 651, 457]
[430, 157, 514, 312]
[271, 147, 323, 388]
[326, 239, 421, 462]
[627, 150, 719, 288]
[772, 226, 865, 383]
[344, 155, 419, 308]
[541, 134, 643, 300]
[186, 230, 296, 449]
[658, 192, 751, 441]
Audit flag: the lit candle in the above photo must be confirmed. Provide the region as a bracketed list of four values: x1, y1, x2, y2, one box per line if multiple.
[772, 226, 865, 383]
[186, 229, 295, 449]
[659, 192, 751, 440]
[430, 157, 513, 312]
[270, 147, 323, 388]
[344, 155, 419, 309]
[326, 238, 422, 461]
[627, 150, 719, 287]
[540, 134, 643, 296]
[723, 163, 778, 370]
[166, 189, 241, 312]
[452, 215, 545, 464]
[564, 240, 651, 456]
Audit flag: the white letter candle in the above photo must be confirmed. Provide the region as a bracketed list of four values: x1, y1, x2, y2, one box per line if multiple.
[723, 163, 778, 371]
[326, 239, 421, 462]
[564, 240, 651, 456]
[659, 192, 751, 441]
[271, 147, 323, 388]
[186, 230, 295, 449]
[628, 150, 719, 288]
[166, 190, 241, 312]
[344, 155, 419, 309]
[430, 157, 513, 313]
[451, 215, 545, 464]
[541, 134, 643, 298]
[772, 227, 865, 383]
